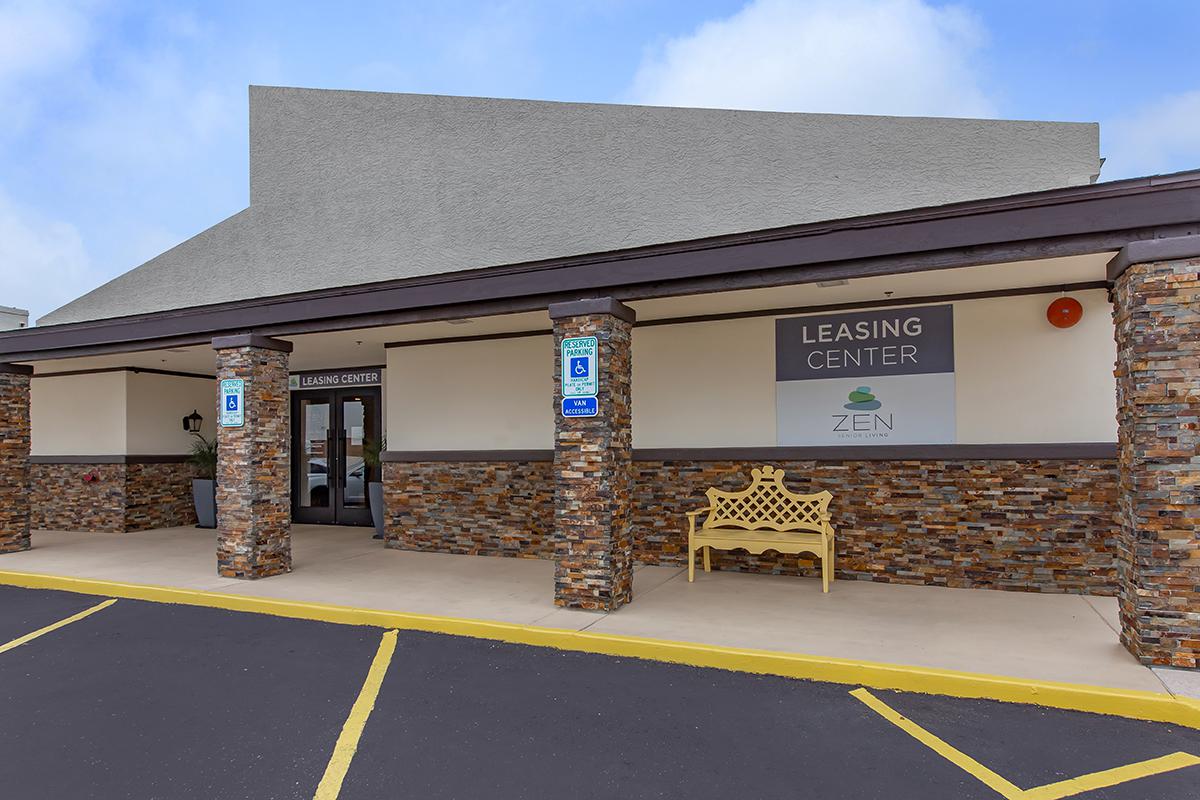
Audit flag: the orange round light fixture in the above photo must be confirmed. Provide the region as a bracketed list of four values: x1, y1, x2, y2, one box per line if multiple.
[1047, 296, 1084, 328]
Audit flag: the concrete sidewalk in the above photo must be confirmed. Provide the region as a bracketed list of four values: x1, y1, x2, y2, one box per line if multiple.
[0, 525, 1173, 695]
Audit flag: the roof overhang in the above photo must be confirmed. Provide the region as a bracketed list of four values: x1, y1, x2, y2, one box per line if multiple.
[3, 170, 1200, 363]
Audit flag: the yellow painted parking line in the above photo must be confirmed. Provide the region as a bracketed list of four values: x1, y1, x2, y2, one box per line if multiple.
[850, 687, 1025, 798]
[0, 598, 117, 655]
[313, 629, 398, 800]
[851, 687, 1200, 799]
[0, 569, 1197, 730]
[1022, 752, 1200, 800]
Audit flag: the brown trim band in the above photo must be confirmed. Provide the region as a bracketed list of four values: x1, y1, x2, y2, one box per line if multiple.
[382, 450, 555, 462]
[29, 454, 192, 464]
[633, 443, 1118, 461]
[2, 170, 1198, 362]
[211, 333, 293, 353]
[384, 330, 551, 349]
[1107, 234, 1200, 281]
[548, 297, 637, 323]
[380, 444, 1116, 463]
[0, 363, 33, 375]
[32, 366, 214, 380]
[638, 281, 1109, 328]
[384, 282, 1108, 349]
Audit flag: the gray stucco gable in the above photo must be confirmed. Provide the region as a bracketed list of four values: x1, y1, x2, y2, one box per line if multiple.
[41, 86, 1100, 326]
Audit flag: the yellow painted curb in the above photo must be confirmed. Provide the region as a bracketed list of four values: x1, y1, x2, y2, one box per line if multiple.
[1, 569, 1197, 730]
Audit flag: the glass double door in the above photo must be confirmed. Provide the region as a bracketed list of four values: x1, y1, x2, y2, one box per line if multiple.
[292, 388, 381, 526]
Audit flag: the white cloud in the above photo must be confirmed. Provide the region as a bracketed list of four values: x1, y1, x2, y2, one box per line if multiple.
[1103, 90, 1200, 179]
[628, 0, 995, 118]
[0, 187, 91, 320]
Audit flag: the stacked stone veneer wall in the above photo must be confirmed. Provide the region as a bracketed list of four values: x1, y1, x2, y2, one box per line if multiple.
[633, 459, 1119, 594]
[30, 461, 198, 532]
[214, 340, 292, 579]
[552, 303, 635, 611]
[1113, 255, 1200, 667]
[383, 460, 555, 557]
[0, 369, 31, 553]
[379, 455, 1119, 595]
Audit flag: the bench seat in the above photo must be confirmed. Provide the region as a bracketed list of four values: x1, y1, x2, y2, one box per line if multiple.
[685, 465, 836, 592]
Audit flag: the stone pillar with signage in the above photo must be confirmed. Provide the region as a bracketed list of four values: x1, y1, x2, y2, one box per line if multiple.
[212, 334, 293, 579]
[550, 298, 635, 611]
[0, 363, 32, 554]
[1110, 240, 1200, 668]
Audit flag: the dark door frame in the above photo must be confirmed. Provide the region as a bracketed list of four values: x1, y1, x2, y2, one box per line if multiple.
[291, 386, 382, 527]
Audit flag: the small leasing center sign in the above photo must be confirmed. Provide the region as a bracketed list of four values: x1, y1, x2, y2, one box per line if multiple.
[775, 305, 955, 445]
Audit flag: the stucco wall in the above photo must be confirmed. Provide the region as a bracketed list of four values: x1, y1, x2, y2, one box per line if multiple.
[31, 371, 216, 456]
[125, 372, 216, 454]
[386, 336, 554, 450]
[385, 291, 1117, 449]
[41, 87, 1099, 326]
[31, 372, 127, 455]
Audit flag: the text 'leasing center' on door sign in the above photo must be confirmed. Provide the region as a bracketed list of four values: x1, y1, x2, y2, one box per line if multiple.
[775, 305, 956, 446]
[561, 336, 598, 417]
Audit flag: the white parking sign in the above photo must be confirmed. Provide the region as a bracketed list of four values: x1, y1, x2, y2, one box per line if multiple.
[561, 336, 598, 397]
[219, 379, 245, 428]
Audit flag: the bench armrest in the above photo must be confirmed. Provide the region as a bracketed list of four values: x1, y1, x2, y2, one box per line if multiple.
[685, 506, 715, 518]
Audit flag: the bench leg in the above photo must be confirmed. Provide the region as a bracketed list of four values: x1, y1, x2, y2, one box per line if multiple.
[703, 546, 712, 573]
[688, 543, 695, 582]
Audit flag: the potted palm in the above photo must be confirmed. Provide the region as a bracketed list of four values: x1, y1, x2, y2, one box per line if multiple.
[189, 434, 218, 529]
[363, 436, 386, 539]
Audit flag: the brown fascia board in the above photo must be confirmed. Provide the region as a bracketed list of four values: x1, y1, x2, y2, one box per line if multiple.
[1106, 233, 1200, 281]
[3, 170, 1200, 362]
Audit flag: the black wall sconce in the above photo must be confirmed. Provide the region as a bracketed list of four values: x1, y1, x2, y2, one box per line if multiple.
[182, 409, 204, 434]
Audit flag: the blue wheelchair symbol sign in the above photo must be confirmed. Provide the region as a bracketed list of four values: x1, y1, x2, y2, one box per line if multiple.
[225, 395, 239, 411]
[569, 357, 590, 378]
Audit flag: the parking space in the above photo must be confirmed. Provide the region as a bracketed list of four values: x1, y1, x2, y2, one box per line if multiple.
[0, 584, 1197, 799]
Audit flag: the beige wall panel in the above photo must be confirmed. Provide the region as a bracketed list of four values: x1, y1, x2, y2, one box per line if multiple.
[631, 290, 1117, 447]
[954, 290, 1116, 443]
[386, 336, 554, 450]
[633, 318, 776, 448]
[125, 372, 217, 455]
[31, 372, 127, 455]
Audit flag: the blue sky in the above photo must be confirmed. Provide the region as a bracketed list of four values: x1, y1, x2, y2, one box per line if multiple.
[2, 0, 1199, 322]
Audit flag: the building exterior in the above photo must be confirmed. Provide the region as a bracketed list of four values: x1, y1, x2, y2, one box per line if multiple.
[1, 86, 1198, 667]
[0, 307, 29, 331]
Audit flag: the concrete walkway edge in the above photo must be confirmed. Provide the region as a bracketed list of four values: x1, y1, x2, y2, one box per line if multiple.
[1, 568, 1196, 730]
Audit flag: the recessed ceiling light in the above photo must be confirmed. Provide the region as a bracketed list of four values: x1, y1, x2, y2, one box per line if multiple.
[165, 348, 191, 353]
[447, 319, 474, 325]
[816, 280, 849, 288]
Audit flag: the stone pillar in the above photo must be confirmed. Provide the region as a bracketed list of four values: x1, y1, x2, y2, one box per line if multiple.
[212, 334, 293, 579]
[1111, 240, 1200, 667]
[0, 364, 32, 554]
[550, 298, 635, 611]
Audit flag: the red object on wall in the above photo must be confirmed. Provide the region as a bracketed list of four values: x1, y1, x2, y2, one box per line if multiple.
[1047, 296, 1084, 328]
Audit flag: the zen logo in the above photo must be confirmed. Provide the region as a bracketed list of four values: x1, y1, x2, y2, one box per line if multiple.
[832, 386, 893, 439]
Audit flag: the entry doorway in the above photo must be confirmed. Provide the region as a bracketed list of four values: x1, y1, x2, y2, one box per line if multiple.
[292, 387, 382, 526]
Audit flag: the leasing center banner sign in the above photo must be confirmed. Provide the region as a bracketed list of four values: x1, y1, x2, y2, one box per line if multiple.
[775, 305, 955, 445]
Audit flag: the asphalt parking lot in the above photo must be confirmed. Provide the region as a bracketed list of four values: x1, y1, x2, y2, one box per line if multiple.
[0, 584, 1197, 800]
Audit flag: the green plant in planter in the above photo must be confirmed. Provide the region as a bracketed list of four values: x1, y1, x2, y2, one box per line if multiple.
[362, 435, 386, 471]
[188, 434, 218, 480]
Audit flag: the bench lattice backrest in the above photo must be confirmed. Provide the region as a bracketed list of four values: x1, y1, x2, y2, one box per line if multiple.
[703, 466, 831, 532]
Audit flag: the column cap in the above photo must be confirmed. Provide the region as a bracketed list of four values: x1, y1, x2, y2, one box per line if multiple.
[211, 333, 294, 353]
[548, 297, 636, 324]
[0, 363, 33, 375]
[1107, 235, 1200, 282]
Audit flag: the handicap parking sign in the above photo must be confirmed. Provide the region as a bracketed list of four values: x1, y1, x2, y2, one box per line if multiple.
[219, 379, 245, 428]
[561, 396, 598, 417]
[561, 337, 598, 397]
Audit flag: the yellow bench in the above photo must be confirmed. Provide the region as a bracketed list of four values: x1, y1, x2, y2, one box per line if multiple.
[686, 465, 837, 592]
